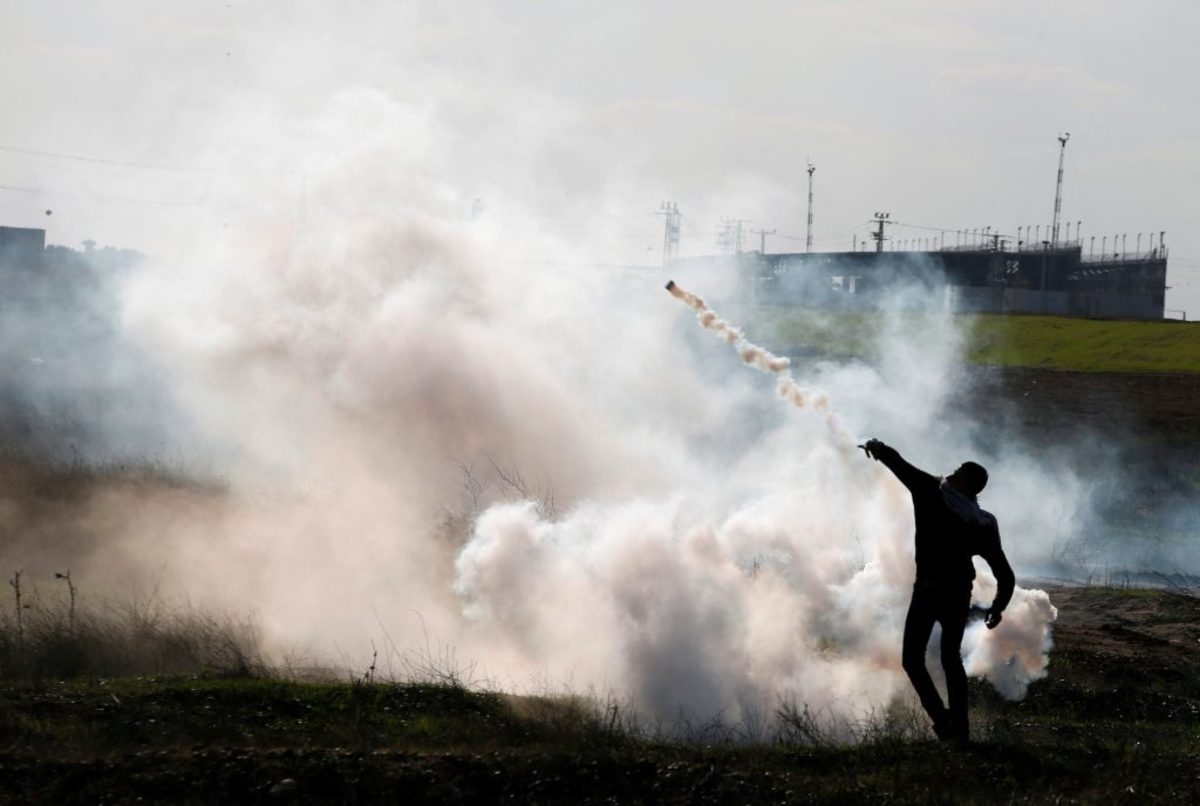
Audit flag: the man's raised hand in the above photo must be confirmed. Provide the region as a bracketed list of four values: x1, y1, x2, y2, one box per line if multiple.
[859, 438, 884, 460]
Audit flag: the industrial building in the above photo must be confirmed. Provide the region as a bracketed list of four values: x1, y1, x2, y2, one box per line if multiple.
[664, 135, 1169, 320]
[754, 241, 1165, 318]
[670, 241, 1167, 319]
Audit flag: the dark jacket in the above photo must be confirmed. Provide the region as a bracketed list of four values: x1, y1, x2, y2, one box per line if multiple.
[872, 442, 1015, 613]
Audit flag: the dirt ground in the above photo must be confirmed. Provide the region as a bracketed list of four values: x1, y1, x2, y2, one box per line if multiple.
[1, 367, 1198, 802]
[2, 584, 1199, 804]
[960, 367, 1200, 546]
[964, 366, 1200, 441]
[1043, 584, 1200, 671]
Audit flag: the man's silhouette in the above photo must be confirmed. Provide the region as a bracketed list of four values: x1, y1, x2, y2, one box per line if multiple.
[861, 439, 1014, 742]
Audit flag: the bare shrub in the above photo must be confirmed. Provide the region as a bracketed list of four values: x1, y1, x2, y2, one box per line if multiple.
[776, 698, 931, 747]
[0, 576, 264, 680]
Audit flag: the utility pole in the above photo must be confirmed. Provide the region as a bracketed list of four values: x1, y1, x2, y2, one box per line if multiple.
[871, 212, 891, 252]
[750, 227, 776, 254]
[716, 219, 748, 255]
[657, 201, 681, 266]
[1051, 132, 1069, 246]
[806, 161, 816, 253]
[716, 220, 733, 254]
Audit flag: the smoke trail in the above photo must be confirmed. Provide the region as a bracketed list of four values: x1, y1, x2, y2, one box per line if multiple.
[666, 279, 855, 444]
[652, 278, 1059, 709]
[453, 277, 1060, 729]
[668, 280, 804, 383]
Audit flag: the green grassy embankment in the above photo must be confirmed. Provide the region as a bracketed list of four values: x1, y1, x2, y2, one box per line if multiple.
[749, 309, 1200, 373]
[967, 315, 1200, 372]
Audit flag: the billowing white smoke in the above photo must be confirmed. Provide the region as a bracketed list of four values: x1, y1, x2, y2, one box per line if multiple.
[450, 282, 1057, 727]
[55, 81, 1066, 737]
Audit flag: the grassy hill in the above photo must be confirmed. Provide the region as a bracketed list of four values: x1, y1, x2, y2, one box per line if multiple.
[748, 309, 1200, 373]
[966, 315, 1200, 372]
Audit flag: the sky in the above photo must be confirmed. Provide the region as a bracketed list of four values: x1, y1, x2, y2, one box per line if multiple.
[2, 0, 1198, 314]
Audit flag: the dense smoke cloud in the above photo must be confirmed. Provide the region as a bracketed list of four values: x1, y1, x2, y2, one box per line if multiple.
[22, 3, 1198, 735]
[83, 101, 1062, 726]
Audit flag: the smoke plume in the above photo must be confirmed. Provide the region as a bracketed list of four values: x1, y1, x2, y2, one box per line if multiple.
[453, 276, 1058, 727]
[666, 279, 829, 413]
[0, 20, 1082, 738]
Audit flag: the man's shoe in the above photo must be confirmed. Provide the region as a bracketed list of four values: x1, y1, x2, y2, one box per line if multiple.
[932, 712, 953, 741]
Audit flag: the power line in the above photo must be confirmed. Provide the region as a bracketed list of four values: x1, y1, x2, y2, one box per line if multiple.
[0, 143, 213, 173]
[779, 222, 870, 242]
[0, 181, 239, 209]
[527, 212, 654, 222]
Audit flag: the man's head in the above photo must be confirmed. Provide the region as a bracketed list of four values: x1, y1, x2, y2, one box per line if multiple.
[947, 461, 988, 499]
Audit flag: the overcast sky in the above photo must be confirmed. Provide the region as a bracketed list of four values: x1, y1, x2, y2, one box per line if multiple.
[2, 1, 1198, 313]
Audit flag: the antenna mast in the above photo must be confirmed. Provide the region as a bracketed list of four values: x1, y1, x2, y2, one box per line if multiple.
[806, 161, 816, 253]
[657, 201, 681, 266]
[1051, 132, 1070, 247]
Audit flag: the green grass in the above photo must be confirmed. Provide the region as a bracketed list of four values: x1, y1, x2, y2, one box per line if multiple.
[746, 308, 877, 362]
[967, 314, 1200, 372]
[0, 677, 579, 754]
[1, 660, 1198, 803]
[3, 585, 1200, 803]
[747, 308, 1200, 372]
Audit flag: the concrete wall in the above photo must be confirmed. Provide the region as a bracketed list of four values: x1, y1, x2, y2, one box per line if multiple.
[1002, 288, 1070, 315]
[669, 249, 1168, 319]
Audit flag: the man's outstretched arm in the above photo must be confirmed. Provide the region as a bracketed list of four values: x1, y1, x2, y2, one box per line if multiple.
[861, 439, 936, 493]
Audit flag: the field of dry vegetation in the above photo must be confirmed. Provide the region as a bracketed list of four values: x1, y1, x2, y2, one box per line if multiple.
[0, 578, 1198, 803]
[2, 354, 1199, 802]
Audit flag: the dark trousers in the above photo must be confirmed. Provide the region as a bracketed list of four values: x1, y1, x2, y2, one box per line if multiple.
[902, 582, 971, 739]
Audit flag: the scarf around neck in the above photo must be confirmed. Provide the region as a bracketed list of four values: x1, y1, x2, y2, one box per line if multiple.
[939, 478, 996, 527]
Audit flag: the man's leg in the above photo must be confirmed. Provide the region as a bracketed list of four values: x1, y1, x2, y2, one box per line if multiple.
[938, 593, 971, 741]
[901, 587, 949, 735]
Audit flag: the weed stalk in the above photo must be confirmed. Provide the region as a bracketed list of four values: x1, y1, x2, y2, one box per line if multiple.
[9, 570, 23, 649]
[55, 571, 77, 632]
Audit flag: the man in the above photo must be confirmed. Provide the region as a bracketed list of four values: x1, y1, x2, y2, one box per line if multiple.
[861, 438, 1015, 742]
